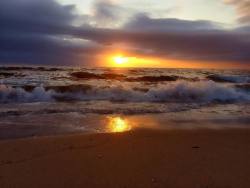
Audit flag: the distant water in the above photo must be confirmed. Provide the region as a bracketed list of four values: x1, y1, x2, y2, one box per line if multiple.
[0, 66, 249, 139]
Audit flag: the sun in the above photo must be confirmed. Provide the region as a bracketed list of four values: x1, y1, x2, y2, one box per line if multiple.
[113, 56, 129, 65]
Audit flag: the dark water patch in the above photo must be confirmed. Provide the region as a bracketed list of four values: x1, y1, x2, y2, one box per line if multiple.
[0, 67, 35, 71]
[71, 72, 103, 79]
[16, 84, 93, 93]
[45, 84, 93, 93]
[53, 96, 80, 102]
[101, 73, 126, 80]
[70, 72, 200, 83]
[0, 110, 31, 117]
[133, 87, 149, 93]
[0, 66, 63, 72]
[0, 72, 25, 78]
[0, 72, 15, 77]
[70, 72, 126, 80]
[128, 69, 146, 74]
[235, 84, 250, 92]
[180, 77, 201, 82]
[20, 85, 37, 92]
[207, 75, 234, 83]
[36, 67, 62, 71]
[126, 75, 179, 82]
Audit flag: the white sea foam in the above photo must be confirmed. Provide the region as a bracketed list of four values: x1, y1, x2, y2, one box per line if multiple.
[0, 81, 249, 103]
[0, 85, 53, 103]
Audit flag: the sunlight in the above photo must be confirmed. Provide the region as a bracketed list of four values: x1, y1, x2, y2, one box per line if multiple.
[108, 117, 131, 133]
[99, 52, 248, 69]
[104, 53, 171, 68]
[113, 56, 129, 66]
[107, 54, 145, 68]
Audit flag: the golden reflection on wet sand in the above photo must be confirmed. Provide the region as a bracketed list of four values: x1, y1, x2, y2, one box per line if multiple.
[107, 116, 132, 133]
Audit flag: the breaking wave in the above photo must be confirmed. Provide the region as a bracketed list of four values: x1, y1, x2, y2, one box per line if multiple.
[0, 81, 249, 103]
[207, 74, 250, 83]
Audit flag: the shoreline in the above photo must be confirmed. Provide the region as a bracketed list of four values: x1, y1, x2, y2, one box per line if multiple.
[1, 128, 250, 188]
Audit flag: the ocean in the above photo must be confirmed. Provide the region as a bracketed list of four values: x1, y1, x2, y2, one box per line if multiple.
[0, 66, 249, 139]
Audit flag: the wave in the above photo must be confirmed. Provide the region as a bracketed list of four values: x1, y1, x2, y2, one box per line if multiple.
[46, 85, 92, 93]
[0, 85, 53, 103]
[15, 84, 93, 93]
[0, 81, 249, 103]
[71, 72, 126, 80]
[0, 72, 15, 78]
[126, 75, 179, 82]
[207, 74, 250, 83]
[71, 71, 183, 82]
[235, 84, 250, 92]
[0, 72, 25, 78]
[0, 66, 63, 72]
[145, 81, 250, 102]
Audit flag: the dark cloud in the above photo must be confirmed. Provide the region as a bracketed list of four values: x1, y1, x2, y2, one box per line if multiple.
[0, 0, 249, 66]
[0, 0, 103, 65]
[91, 0, 122, 27]
[0, 32, 103, 65]
[0, 0, 76, 32]
[72, 27, 250, 62]
[70, 14, 250, 62]
[123, 13, 222, 31]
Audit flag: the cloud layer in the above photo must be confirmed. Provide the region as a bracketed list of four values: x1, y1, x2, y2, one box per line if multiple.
[0, 0, 249, 67]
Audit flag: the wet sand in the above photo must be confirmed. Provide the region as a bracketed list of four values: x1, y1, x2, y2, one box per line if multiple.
[1, 129, 250, 188]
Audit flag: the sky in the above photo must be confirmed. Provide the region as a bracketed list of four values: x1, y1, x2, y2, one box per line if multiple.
[0, 0, 250, 68]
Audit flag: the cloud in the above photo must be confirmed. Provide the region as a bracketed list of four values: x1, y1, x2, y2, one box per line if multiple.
[0, 0, 103, 65]
[224, 0, 250, 24]
[123, 13, 222, 31]
[0, 0, 77, 29]
[91, 0, 121, 27]
[0, 0, 249, 67]
[71, 14, 250, 62]
[72, 26, 250, 62]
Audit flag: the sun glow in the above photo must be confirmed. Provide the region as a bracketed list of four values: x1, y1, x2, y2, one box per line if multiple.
[108, 117, 131, 133]
[108, 55, 146, 68]
[113, 56, 129, 65]
[105, 53, 232, 69]
[106, 54, 167, 68]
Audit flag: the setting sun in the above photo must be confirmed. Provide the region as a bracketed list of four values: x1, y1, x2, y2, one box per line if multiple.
[107, 54, 156, 68]
[113, 56, 129, 65]
[104, 54, 236, 69]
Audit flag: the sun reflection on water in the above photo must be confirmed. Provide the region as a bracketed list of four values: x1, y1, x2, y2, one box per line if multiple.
[108, 117, 132, 133]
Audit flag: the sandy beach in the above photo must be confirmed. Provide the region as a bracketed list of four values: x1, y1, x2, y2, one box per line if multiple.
[1, 129, 250, 188]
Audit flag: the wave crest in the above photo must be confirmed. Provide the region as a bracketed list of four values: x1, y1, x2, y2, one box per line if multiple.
[0, 81, 249, 103]
[207, 75, 250, 83]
